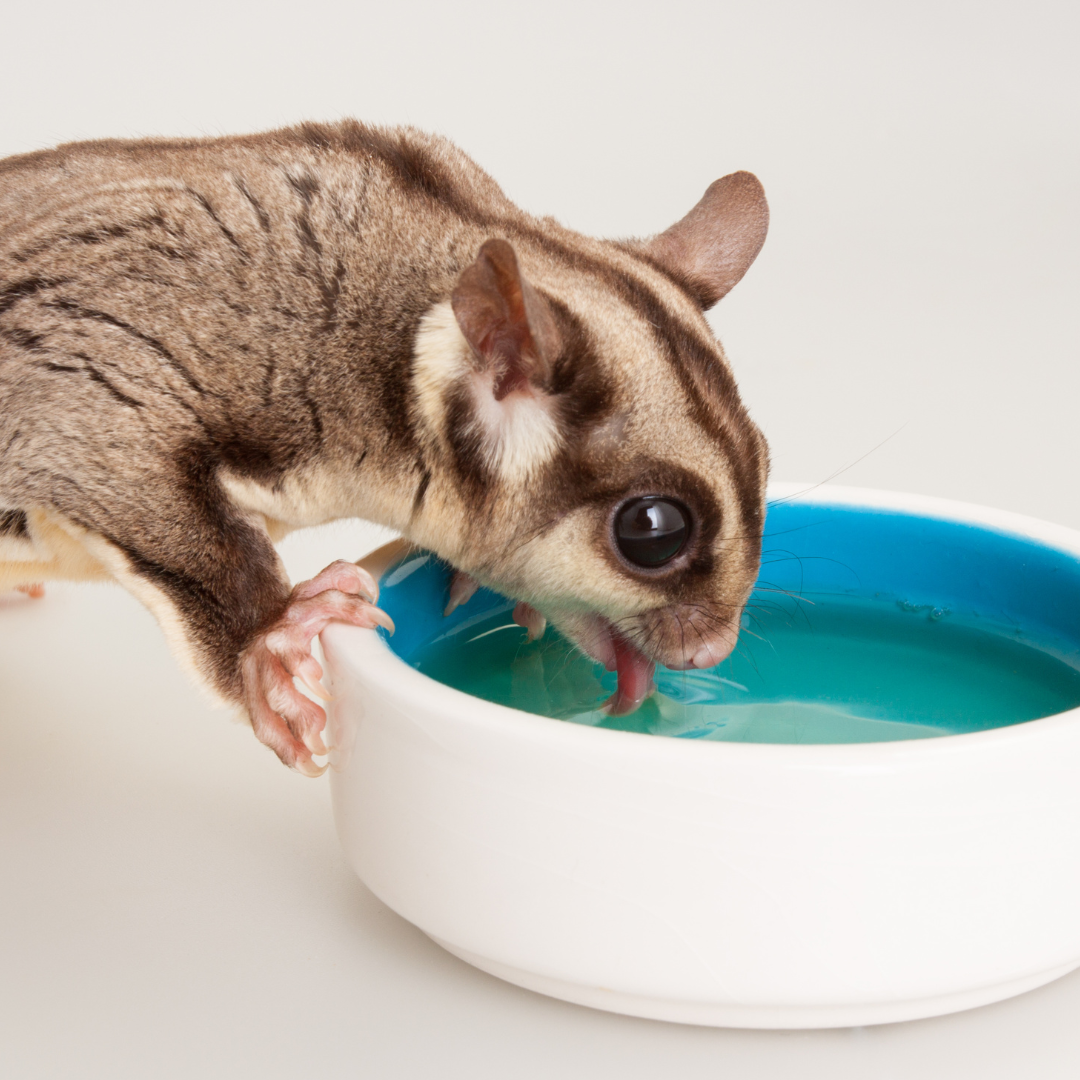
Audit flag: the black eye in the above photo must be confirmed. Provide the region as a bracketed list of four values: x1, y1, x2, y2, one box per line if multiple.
[614, 497, 691, 567]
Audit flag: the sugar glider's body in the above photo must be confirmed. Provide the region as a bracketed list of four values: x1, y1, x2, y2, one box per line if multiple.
[0, 121, 770, 773]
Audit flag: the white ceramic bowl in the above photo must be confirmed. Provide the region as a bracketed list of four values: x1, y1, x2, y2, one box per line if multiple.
[323, 485, 1080, 1028]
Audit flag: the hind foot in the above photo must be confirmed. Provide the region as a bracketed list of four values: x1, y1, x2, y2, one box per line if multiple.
[16, 583, 45, 599]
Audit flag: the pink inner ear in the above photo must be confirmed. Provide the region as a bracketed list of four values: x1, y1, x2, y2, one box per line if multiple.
[478, 311, 533, 401]
[452, 239, 560, 399]
[493, 363, 530, 401]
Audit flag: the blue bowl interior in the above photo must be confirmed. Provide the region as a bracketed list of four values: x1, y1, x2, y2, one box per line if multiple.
[374, 500, 1080, 741]
[382, 501, 1080, 663]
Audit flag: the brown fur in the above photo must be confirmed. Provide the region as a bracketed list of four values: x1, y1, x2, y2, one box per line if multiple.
[0, 120, 770, 761]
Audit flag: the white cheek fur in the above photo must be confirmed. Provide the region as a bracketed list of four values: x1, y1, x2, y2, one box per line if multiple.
[466, 370, 560, 483]
[413, 301, 464, 438]
[414, 300, 562, 484]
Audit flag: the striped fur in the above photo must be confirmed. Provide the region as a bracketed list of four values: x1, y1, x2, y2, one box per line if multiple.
[0, 120, 769, 753]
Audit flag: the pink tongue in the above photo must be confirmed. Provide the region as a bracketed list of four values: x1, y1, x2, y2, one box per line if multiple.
[605, 633, 656, 716]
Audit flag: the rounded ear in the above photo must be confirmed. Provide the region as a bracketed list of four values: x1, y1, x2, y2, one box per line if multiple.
[451, 239, 561, 400]
[645, 172, 769, 310]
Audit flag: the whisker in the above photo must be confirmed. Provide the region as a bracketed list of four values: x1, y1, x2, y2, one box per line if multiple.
[766, 423, 908, 506]
[754, 587, 815, 605]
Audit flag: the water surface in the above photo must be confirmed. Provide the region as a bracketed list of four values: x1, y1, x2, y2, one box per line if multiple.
[412, 597, 1080, 743]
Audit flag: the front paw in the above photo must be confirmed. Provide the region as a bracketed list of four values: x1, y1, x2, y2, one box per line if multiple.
[241, 560, 394, 776]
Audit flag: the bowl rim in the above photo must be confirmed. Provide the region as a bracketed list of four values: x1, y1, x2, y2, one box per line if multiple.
[322, 483, 1080, 766]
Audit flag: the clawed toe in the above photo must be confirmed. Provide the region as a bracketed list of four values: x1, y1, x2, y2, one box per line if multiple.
[302, 726, 329, 756]
[445, 571, 480, 616]
[243, 560, 398, 774]
[513, 601, 547, 641]
[292, 559, 379, 605]
[242, 644, 328, 775]
[294, 756, 328, 778]
[292, 652, 332, 701]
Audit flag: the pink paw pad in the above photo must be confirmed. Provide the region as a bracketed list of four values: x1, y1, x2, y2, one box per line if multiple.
[242, 560, 394, 776]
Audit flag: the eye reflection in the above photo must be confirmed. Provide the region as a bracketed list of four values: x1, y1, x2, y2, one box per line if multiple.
[614, 497, 690, 567]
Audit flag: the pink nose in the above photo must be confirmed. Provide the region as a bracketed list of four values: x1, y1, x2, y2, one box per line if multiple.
[690, 638, 736, 669]
[663, 636, 737, 671]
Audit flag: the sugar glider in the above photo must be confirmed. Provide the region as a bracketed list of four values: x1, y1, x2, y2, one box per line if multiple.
[0, 121, 770, 775]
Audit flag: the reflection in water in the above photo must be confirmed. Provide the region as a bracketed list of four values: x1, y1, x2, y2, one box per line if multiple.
[414, 598, 1080, 744]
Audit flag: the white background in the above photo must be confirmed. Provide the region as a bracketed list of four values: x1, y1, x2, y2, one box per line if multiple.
[2, 1, 1079, 1076]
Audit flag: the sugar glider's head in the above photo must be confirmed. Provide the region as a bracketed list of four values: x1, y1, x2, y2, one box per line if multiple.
[411, 172, 770, 711]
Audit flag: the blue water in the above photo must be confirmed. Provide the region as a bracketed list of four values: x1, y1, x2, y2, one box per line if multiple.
[377, 502, 1080, 743]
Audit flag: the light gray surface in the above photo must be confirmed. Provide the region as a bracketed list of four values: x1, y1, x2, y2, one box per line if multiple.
[4, 0, 1078, 527]
[2, 0, 1080, 1075]
[6, 526, 1080, 1079]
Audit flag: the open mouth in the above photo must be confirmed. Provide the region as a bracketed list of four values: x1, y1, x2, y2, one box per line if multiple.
[567, 613, 658, 716]
[480, 586, 737, 718]
[512, 602, 656, 716]
[549, 608, 740, 717]
[445, 569, 741, 718]
[606, 627, 657, 715]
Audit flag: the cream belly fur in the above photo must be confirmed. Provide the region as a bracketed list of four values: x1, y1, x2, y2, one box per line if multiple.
[0, 509, 111, 592]
[0, 121, 770, 773]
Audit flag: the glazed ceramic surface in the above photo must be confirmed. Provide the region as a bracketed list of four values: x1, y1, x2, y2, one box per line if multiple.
[323, 485, 1080, 1028]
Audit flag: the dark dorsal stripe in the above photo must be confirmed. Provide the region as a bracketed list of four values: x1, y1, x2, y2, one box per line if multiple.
[286, 124, 744, 430]
[292, 120, 765, 537]
[0, 508, 30, 539]
[255, 121, 761, 536]
[503, 229, 764, 541]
